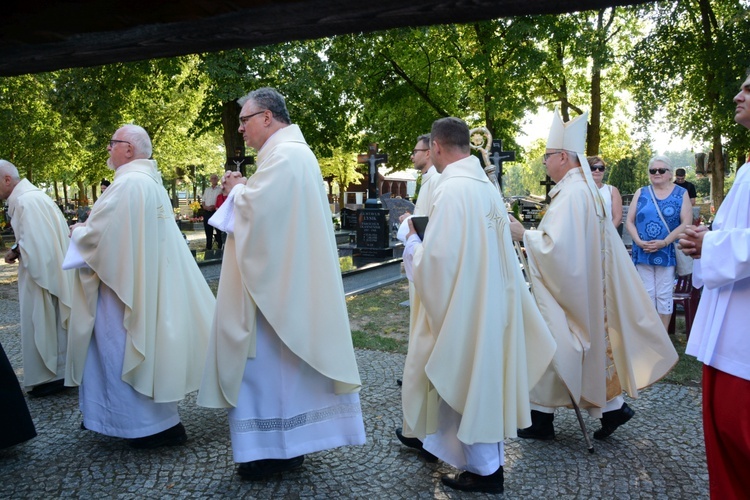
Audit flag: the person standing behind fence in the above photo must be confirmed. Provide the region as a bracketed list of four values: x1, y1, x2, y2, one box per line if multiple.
[625, 155, 692, 330]
[679, 70, 750, 499]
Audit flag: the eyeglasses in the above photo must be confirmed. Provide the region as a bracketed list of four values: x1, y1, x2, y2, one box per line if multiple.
[108, 139, 131, 147]
[411, 148, 429, 155]
[590, 165, 605, 172]
[543, 151, 563, 161]
[239, 110, 266, 125]
[649, 168, 669, 175]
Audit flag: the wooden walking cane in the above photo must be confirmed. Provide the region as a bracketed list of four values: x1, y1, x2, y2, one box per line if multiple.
[470, 126, 594, 454]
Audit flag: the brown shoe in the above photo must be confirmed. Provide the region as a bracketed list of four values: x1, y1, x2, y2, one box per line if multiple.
[441, 467, 504, 494]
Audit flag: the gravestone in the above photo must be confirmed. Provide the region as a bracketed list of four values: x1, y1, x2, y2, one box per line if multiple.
[340, 207, 359, 231]
[519, 198, 545, 227]
[380, 194, 415, 235]
[355, 143, 392, 258]
[356, 208, 392, 258]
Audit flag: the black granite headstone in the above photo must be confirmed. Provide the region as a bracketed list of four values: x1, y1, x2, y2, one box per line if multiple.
[356, 208, 393, 258]
[341, 207, 359, 230]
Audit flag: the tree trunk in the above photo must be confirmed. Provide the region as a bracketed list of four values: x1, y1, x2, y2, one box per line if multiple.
[710, 136, 724, 213]
[222, 100, 244, 166]
[54, 182, 60, 204]
[588, 66, 601, 156]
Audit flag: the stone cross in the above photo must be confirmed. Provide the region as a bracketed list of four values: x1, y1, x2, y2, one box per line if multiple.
[488, 140, 516, 191]
[357, 143, 388, 207]
[540, 175, 556, 204]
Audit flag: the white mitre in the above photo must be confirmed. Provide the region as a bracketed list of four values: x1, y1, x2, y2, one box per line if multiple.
[546, 110, 605, 218]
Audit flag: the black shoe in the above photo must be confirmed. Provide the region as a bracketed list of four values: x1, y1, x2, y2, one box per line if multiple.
[395, 428, 438, 462]
[396, 378, 402, 386]
[441, 467, 504, 494]
[237, 456, 305, 480]
[594, 402, 635, 440]
[127, 423, 187, 449]
[27, 379, 67, 397]
[517, 410, 555, 440]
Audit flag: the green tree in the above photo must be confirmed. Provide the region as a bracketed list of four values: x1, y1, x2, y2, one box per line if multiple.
[628, 0, 750, 209]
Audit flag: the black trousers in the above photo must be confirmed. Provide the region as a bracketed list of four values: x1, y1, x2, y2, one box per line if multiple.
[202, 210, 223, 249]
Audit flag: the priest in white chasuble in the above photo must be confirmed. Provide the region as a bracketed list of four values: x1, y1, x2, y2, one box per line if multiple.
[198, 87, 365, 481]
[1, 160, 74, 397]
[509, 111, 677, 441]
[399, 117, 556, 494]
[65, 124, 214, 449]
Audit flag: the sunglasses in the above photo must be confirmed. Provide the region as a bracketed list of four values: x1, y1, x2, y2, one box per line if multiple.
[590, 165, 605, 172]
[649, 168, 669, 175]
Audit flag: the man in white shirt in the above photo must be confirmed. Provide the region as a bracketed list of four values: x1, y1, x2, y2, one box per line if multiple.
[680, 70, 750, 498]
[201, 173, 223, 250]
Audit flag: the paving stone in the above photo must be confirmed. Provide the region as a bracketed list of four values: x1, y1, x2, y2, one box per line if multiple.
[0, 261, 709, 498]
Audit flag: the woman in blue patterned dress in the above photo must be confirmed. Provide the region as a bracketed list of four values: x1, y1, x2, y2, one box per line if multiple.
[625, 155, 693, 330]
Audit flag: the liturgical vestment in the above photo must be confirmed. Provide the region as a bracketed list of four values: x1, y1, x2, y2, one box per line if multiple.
[404, 155, 556, 451]
[198, 125, 365, 461]
[66, 159, 213, 421]
[522, 168, 678, 412]
[7, 178, 73, 388]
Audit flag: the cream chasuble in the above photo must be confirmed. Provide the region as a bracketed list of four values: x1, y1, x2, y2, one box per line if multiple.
[414, 166, 440, 216]
[405, 155, 556, 445]
[65, 159, 213, 403]
[8, 179, 74, 387]
[198, 124, 361, 409]
[523, 168, 678, 410]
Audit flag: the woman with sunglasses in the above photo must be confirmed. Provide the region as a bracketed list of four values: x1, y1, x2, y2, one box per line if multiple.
[625, 155, 693, 330]
[587, 156, 623, 229]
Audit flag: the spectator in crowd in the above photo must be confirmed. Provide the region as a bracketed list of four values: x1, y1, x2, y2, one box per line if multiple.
[587, 155, 623, 228]
[625, 156, 692, 330]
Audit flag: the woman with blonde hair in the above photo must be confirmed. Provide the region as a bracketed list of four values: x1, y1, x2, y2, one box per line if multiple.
[587, 155, 622, 228]
[625, 155, 692, 330]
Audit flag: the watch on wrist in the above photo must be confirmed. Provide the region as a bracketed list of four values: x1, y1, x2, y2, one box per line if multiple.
[10, 243, 19, 254]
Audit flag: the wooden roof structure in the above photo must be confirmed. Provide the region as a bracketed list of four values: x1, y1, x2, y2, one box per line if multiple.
[1, 0, 651, 77]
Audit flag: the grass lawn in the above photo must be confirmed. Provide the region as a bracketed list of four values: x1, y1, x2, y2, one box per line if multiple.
[346, 280, 702, 387]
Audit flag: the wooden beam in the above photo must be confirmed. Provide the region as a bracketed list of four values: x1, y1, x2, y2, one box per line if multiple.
[0, 0, 652, 77]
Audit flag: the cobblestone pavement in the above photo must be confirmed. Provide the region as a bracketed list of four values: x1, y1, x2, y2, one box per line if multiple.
[0, 260, 709, 498]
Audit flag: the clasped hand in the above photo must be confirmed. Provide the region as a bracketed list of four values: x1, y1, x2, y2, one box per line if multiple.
[222, 171, 247, 191]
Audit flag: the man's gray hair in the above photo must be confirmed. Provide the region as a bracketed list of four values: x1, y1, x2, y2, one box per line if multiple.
[118, 124, 153, 158]
[238, 87, 291, 125]
[0, 159, 20, 179]
[430, 117, 470, 153]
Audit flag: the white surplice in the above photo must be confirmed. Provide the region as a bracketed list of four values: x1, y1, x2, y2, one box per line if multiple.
[686, 163, 750, 380]
[80, 284, 179, 438]
[228, 310, 365, 462]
